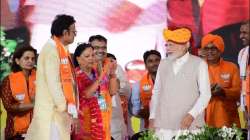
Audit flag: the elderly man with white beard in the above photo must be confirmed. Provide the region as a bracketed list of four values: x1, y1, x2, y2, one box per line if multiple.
[148, 27, 211, 140]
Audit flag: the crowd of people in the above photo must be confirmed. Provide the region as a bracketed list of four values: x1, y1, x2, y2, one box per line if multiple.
[0, 14, 249, 140]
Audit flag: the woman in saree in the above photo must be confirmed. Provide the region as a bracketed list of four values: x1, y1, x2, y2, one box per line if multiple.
[0, 46, 37, 140]
[72, 43, 117, 140]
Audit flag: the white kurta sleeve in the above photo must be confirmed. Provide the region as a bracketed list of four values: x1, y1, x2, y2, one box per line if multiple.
[188, 60, 211, 118]
[44, 46, 67, 112]
[149, 63, 162, 119]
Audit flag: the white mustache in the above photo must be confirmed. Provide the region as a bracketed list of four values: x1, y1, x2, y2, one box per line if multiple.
[167, 52, 181, 61]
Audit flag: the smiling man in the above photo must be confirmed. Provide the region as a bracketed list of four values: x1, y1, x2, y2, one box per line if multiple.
[201, 34, 241, 128]
[130, 50, 161, 132]
[238, 20, 250, 138]
[88, 35, 119, 140]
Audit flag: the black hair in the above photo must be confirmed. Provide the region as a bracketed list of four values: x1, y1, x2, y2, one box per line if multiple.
[73, 43, 93, 67]
[107, 53, 116, 60]
[242, 20, 250, 26]
[88, 35, 107, 43]
[51, 14, 76, 37]
[143, 50, 161, 63]
[241, 20, 250, 65]
[11, 46, 37, 72]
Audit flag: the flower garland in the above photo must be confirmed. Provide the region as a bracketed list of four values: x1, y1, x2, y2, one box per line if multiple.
[173, 124, 244, 140]
[138, 124, 244, 140]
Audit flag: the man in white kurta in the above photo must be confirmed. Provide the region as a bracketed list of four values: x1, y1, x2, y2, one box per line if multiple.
[25, 14, 77, 140]
[149, 28, 211, 140]
[238, 20, 249, 139]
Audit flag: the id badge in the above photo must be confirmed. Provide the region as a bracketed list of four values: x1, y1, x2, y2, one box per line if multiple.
[97, 94, 107, 111]
[15, 93, 25, 103]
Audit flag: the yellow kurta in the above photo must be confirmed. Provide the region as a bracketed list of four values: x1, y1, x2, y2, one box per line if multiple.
[25, 39, 72, 140]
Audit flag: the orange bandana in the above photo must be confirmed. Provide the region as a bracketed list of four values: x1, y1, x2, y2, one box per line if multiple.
[201, 34, 225, 53]
[53, 36, 78, 118]
[163, 28, 191, 43]
[9, 70, 36, 134]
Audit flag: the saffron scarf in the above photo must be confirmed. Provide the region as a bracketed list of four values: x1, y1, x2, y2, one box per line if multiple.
[53, 36, 78, 118]
[9, 69, 36, 134]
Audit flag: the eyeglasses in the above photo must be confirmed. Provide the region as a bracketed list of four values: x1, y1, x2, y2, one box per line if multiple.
[93, 46, 107, 50]
[203, 47, 219, 52]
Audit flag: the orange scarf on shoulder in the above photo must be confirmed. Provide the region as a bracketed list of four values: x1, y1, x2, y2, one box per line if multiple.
[140, 73, 153, 108]
[9, 69, 36, 134]
[139, 73, 153, 128]
[243, 65, 250, 112]
[93, 58, 113, 140]
[53, 36, 78, 118]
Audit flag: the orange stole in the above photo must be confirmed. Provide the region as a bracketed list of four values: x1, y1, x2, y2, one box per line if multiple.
[140, 74, 153, 108]
[53, 36, 77, 114]
[9, 70, 36, 134]
[243, 65, 250, 113]
[100, 89, 112, 140]
[94, 58, 112, 140]
[139, 73, 153, 128]
[206, 60, 241, 127]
